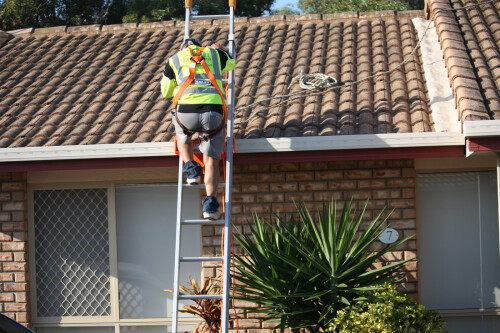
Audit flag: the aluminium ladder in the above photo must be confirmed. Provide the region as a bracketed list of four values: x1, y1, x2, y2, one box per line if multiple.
[171, 1, 236, 332]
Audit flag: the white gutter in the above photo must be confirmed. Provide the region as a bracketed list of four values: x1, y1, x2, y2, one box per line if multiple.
[0, 132, 464, 163]
[235, 132, 464, 153]
[0, 142, 175, 162]
[463, 120, 500, 137]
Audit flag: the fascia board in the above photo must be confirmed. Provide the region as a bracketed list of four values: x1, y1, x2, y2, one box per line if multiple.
[0, 142, 175, 162]
[235, 133, 464, 153]
[0, 133, 464, 163]
[463, 120, 500, 137]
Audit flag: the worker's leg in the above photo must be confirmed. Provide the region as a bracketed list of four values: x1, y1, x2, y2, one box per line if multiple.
[172, 113, 202, 184]
[202, 155, 220, 219]
[199, 111, 225, 219]
[203, 154, 219, 197]
[176, 134, 194, 162]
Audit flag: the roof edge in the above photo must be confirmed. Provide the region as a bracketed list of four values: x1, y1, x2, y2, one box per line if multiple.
[0, 142, 174, 162]
[0, 133, 464, 163]
[237, 132, 464, 153]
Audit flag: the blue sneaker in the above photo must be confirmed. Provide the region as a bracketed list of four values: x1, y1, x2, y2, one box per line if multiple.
[183, 160, 202, 185]
[202, 196, 220, 220]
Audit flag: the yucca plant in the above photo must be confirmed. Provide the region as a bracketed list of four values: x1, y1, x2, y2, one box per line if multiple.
[232, 200, 414, 332]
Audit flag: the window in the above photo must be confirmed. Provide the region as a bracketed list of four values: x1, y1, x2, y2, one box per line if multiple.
[30, 184, 201, 332]
[418, 172, 500, 332]
[33, 189, 111, 318]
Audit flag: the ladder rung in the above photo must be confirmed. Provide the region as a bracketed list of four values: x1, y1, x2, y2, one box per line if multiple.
[179, 294, 223, 300]
[190, 14, 230, 20]
[182, 183, 225, 189]
[180, 256, 223, 262]
[181, 219, 225, 225]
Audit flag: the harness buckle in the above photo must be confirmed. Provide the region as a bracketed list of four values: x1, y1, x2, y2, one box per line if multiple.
[190, 55, 204, 64]
[190, 48, 204, 64]
[199, 134, 210, 143]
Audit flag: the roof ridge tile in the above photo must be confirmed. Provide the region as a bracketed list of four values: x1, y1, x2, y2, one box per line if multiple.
[66, 24, 102, 34]
[137, 21, 177, 31]
[101, 23, 138, 33]
[33, 25, 68, 36]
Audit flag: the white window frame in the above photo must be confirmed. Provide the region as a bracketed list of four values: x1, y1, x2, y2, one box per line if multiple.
[28, 181, 199, 332]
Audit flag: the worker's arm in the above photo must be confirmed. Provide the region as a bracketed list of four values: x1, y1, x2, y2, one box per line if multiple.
[160, 60, 177, 98]
[219, 50, 235, 72]
[211, 43, 235, 73]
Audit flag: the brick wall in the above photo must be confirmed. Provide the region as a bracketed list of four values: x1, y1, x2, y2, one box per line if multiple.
[0, 172, 29, 327]
[202, 159, 417, 332]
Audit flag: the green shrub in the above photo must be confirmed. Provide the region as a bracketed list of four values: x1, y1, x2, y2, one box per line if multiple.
[233, 200, 414, 332]
[328, 283, 446, 333]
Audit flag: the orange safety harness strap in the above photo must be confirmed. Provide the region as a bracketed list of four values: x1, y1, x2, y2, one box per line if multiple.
[172, 46, 228, 142]
[199, 59, 228, 121]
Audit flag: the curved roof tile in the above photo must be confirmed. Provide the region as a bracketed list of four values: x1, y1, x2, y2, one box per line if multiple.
[1, 6, 492, 148]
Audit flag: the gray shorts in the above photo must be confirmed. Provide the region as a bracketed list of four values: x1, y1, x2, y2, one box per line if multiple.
[172, 111, 225, 159]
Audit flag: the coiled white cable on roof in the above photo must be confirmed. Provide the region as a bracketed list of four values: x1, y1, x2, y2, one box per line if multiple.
[288, 73, 338, 90]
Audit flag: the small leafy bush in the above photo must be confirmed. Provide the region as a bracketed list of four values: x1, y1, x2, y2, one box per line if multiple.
[328, 283, 446, 333]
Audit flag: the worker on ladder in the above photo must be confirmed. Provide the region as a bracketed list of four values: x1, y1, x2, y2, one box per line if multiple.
[161, 38, 235, 220]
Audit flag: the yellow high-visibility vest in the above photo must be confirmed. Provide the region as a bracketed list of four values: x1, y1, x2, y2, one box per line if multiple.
[162, 45, 235, 106]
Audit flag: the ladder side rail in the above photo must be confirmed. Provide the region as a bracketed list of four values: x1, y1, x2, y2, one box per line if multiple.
[220, 5, 236, 333]
[172, 156, 185, 333]
[183, 5, 191, 46]
[174, 3, 191, 331]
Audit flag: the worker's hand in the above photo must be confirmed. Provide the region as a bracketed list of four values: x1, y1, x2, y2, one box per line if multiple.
[210, 43, 223, 49]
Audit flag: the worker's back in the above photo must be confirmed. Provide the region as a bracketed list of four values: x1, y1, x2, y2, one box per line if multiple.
[169, 44, 234, 106]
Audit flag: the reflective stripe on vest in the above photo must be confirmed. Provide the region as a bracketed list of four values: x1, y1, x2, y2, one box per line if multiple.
[184, 86, 218, 94]
[208, 48, 221, 80]
[170, 53, 185, 81]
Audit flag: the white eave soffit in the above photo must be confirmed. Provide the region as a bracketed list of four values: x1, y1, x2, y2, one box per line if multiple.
[0, 132, 465, 163]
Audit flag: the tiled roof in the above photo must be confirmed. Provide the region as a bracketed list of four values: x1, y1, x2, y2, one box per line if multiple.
[430, 0, 500, 122]
[0, 11, 433, 148]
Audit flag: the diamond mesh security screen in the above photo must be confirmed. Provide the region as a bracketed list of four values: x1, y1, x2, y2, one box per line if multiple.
[33, 189, 111, 317]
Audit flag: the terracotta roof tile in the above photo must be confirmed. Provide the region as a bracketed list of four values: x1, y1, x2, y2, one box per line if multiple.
[430, 0, 500, 121]
[0, 10, 462, 147]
